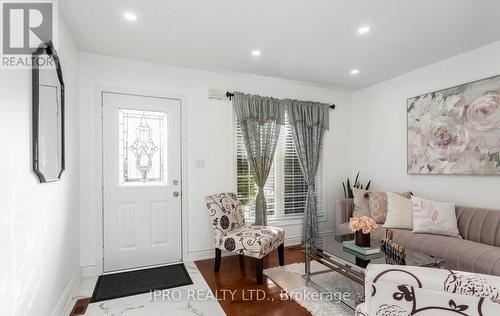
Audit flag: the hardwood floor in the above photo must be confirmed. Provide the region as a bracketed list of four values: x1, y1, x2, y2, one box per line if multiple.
[195, 246, 311, 316]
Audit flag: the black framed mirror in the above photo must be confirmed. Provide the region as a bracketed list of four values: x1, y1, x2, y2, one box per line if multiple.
[32, 41, 65, 183]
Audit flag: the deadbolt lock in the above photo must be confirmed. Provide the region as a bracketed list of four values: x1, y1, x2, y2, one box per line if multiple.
[173, 191, 180, 197]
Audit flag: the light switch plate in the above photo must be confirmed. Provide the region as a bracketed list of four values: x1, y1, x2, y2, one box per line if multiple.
[195, 159, 206, 168]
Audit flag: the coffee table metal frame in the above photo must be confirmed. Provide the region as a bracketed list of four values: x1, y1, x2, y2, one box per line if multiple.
[302, 242, 445, 311]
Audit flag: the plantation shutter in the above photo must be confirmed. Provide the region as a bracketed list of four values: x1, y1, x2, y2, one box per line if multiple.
[236, 119, 322, 219]
[236, 123, 276, 218]
[283, 122, 308, 215]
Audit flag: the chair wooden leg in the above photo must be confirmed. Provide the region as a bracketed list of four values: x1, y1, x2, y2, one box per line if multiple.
[256, 258, 263, 284]
[214, 248, 221, 272]
[278, 243, 284, 266]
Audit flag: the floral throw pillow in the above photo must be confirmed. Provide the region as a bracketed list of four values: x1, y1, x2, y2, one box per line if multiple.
[370, 191, 412, 224]
[411, 196, 461, 238]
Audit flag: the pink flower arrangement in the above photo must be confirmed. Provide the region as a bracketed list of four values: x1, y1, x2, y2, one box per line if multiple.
[349, 216, 378, 234]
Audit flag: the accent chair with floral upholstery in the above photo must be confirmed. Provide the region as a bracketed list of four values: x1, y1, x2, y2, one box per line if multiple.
[204, 192, 285, 284]
[356, 264, 500, 315]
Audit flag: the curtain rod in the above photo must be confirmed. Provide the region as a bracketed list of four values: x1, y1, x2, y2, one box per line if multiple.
[225, 92, 335, 109]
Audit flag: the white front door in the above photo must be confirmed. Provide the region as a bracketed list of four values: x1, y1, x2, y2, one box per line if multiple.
[102, 92, 182, 272]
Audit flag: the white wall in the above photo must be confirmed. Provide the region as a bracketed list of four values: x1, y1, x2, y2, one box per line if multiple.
[351, 40, 500, 209]
[0, 12, 80, 316]
[78, 53, 352, 268]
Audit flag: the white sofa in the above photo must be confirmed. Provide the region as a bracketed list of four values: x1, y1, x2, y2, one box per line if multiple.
[356, 264, 500, 316]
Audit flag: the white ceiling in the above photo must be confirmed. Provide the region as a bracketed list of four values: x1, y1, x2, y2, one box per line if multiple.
[60, 0, 500, 91]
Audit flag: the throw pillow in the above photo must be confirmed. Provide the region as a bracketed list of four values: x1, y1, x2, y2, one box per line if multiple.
[411, 196, 461, 238]
[384, 192, 413, 229]
[369, 191, 412, 224]
[352, 188, 370, 218]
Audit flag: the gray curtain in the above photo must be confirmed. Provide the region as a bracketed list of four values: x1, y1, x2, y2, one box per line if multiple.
[233, 92, 285, 226]
[285, 100, 330, 246]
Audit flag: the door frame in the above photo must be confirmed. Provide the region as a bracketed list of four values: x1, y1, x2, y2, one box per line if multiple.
[94, 86, 188, 275]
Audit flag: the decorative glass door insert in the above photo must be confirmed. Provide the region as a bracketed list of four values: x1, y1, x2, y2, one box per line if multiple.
[118, 109, 168, 185]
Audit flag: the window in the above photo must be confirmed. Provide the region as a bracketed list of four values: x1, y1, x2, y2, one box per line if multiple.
[236, 119, 323, 220]
[236, 125, 276, 216]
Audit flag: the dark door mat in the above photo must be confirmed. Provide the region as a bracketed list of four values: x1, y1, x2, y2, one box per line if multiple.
[90, 263, 193, 303]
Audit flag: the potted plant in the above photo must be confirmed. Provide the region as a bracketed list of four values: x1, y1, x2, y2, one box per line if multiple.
[342, 171, 371, 198]
[349, 216, 378, 247]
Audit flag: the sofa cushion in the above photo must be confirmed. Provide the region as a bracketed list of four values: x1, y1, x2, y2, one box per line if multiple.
[335, 198, 500, 276]
[384, 193, 413, 229]
[456, 206, 500, 247]
[369, 191, 412, 224]
[352, 188, 370, 217]
[370, 227, 500, 276]
[337, 199, 500, 247]
[411, 196, 461, 238]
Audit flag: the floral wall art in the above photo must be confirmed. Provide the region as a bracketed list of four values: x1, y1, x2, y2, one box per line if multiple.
[407, 75, 500, 174]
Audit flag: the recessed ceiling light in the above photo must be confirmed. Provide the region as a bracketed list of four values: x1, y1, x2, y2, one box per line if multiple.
[350, 69, 360, 75]
[123, 11, 138, 22]
[251, 50, 261, 56]
[357, 26, 370, 34]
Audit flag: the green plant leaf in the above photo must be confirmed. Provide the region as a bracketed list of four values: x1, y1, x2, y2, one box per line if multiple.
[347, 178, 353, 198]
[366, 180, 371, 190]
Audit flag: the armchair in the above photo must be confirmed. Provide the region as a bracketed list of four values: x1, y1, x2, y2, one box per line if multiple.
[356, 264, 500, 315]
[204, 192, 285, 284]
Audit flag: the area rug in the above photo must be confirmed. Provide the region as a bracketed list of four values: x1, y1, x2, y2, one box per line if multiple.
[263, 261, 363, 316]
[90, 263, 193, 302]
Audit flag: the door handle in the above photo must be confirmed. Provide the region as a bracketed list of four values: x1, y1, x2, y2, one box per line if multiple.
[173, 191, 180, 197]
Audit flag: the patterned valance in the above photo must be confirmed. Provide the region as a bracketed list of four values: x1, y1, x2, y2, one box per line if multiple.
[284, 99, 330, 130]
[233, 91, 330, 129]
[233, 92, 286, 125]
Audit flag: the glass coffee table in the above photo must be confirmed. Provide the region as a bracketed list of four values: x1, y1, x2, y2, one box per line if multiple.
[303, 233, 445, 310]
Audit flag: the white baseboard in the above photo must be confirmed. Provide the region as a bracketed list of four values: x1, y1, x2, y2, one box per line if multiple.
[81, 265, 98, 278]
[51, 270, 80, 316]
[187, 237, 302, 262]
[284, 237, 302, 246]
[82, 235, 318, 274]
[187, 248, 238, 262]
